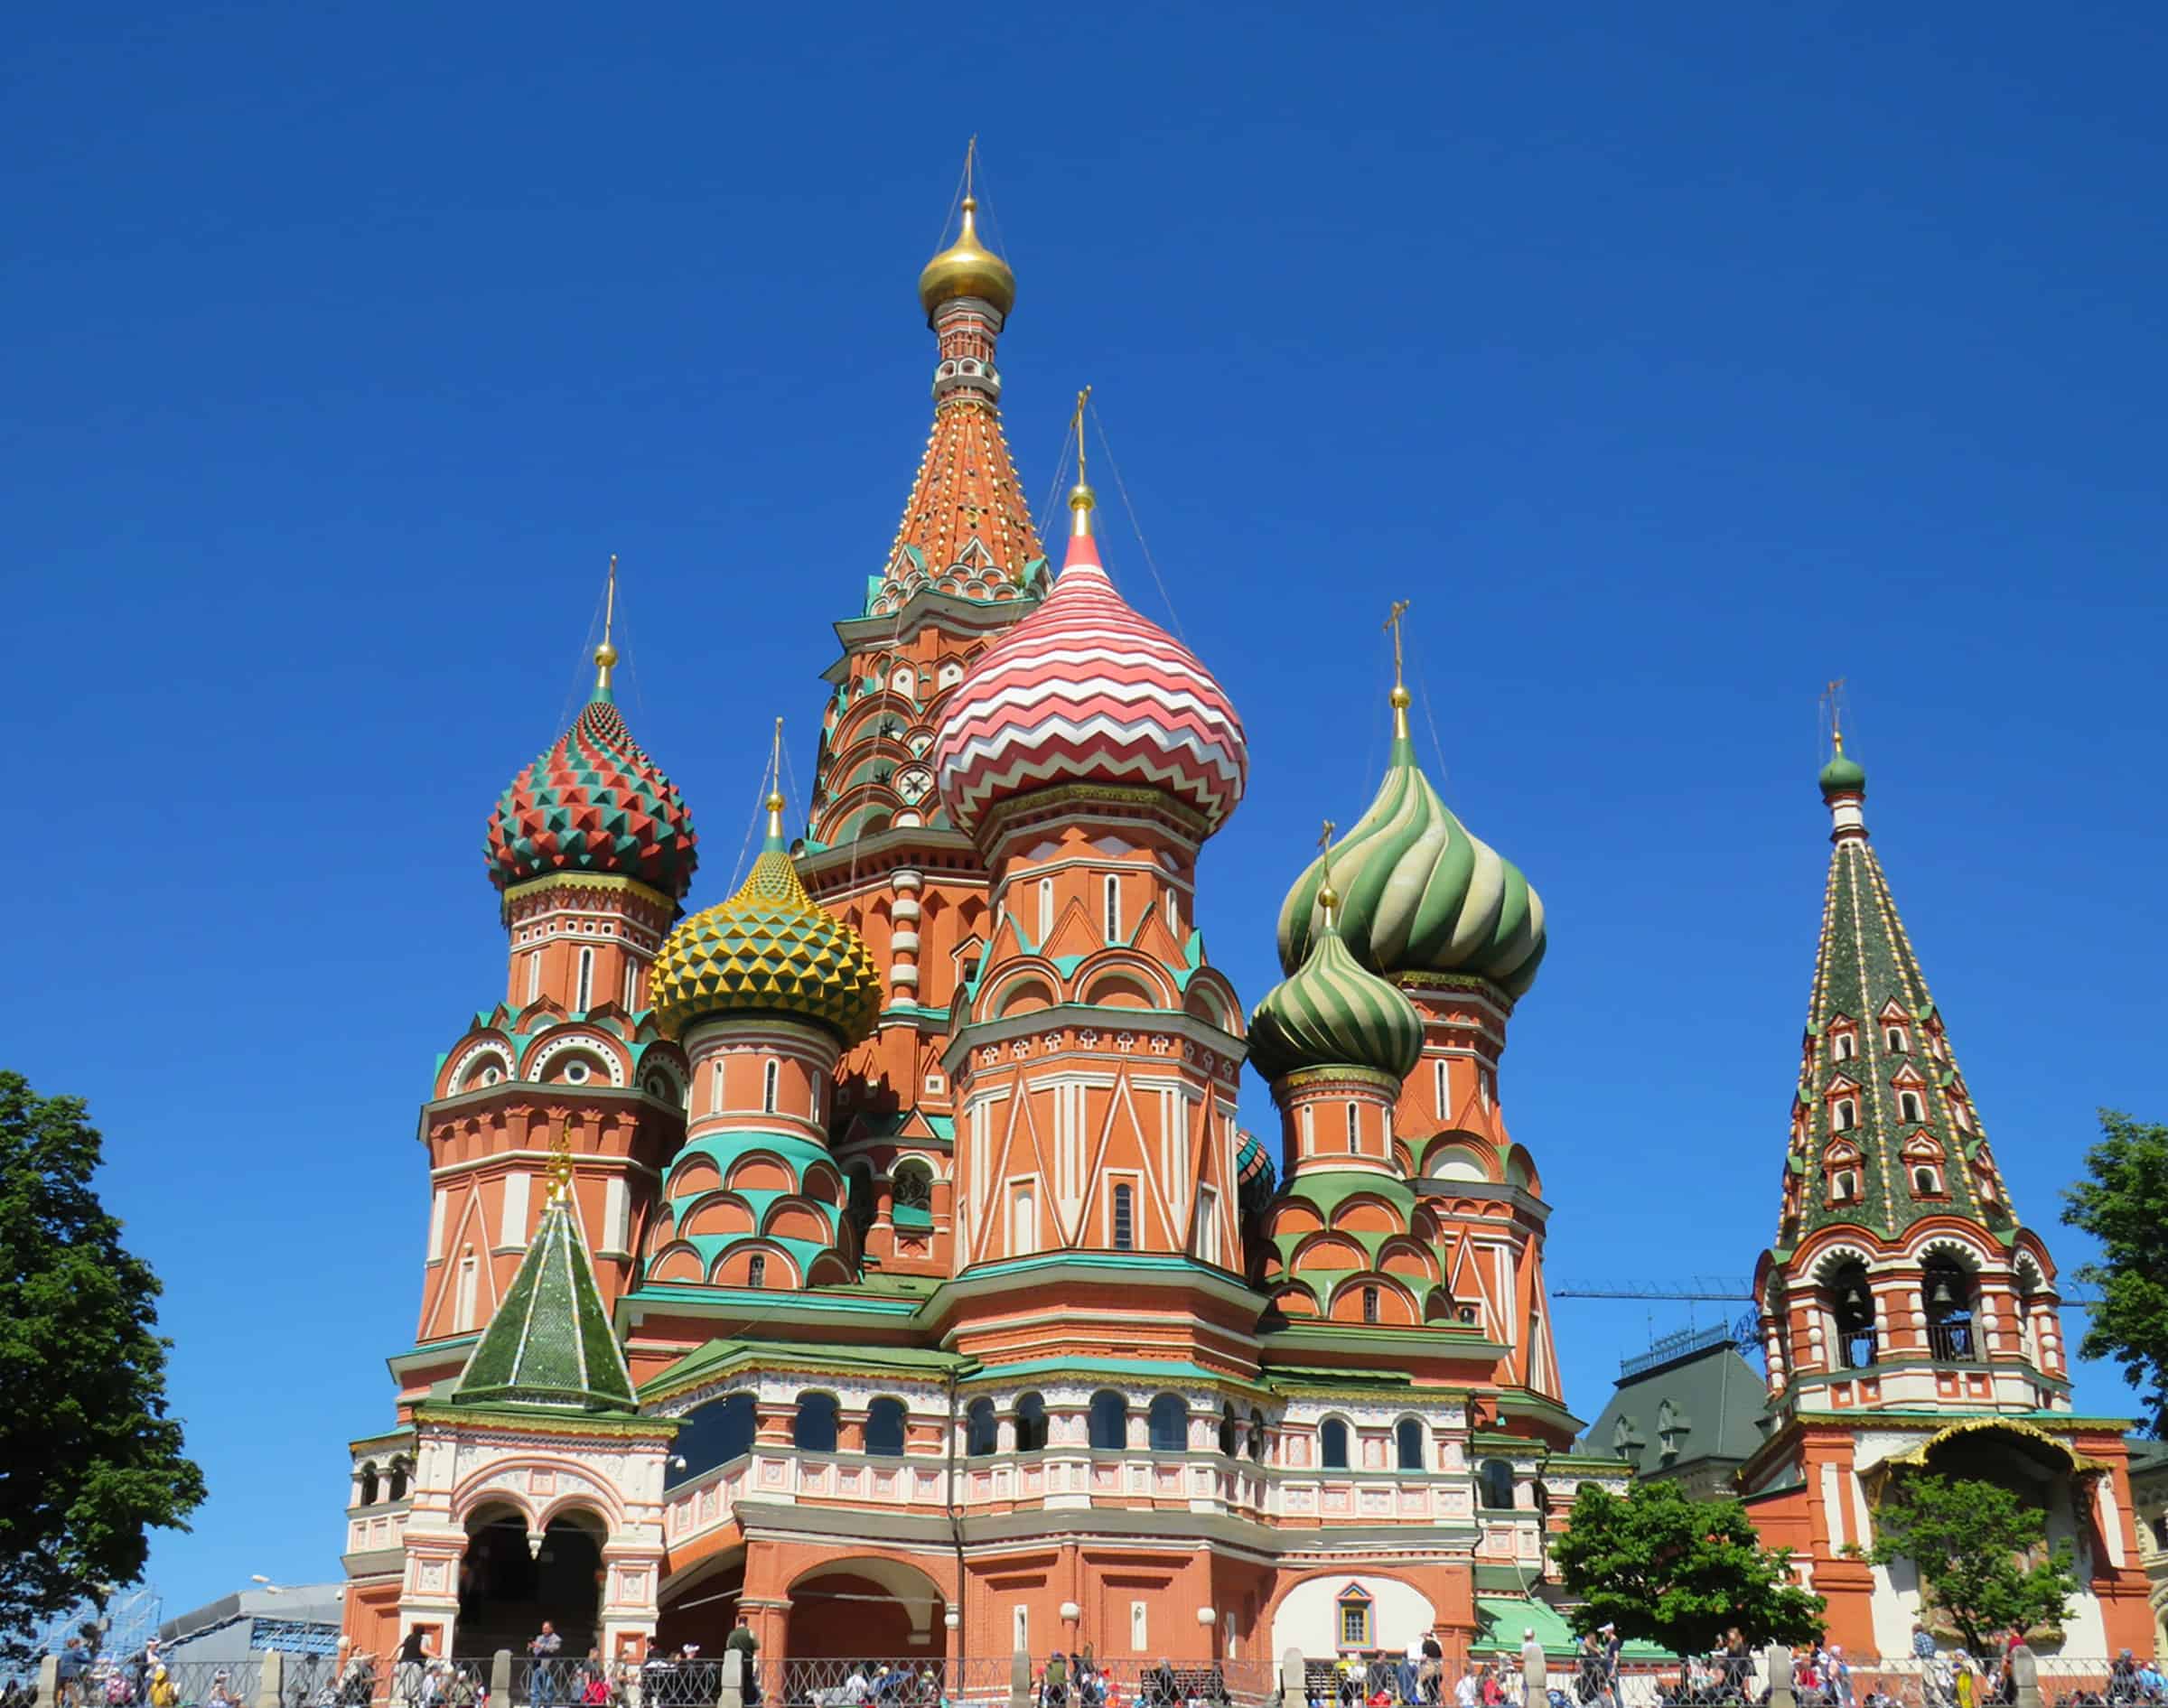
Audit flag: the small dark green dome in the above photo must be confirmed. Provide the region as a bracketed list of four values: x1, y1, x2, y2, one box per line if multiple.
[1818, 752, 1866, 796]
[1248, 917, 1424, 1085]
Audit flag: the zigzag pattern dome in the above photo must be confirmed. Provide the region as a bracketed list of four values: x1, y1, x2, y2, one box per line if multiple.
[488, 697, 698, 901]
[1249, 910, 1425, 1085]
[932, 497, 1247, 836]
[650, 803, 881, 1046]
[1278, 699, 1545, 998]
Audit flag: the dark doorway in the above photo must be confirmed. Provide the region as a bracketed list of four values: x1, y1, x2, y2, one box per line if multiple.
[458, 1508, 604, 1659]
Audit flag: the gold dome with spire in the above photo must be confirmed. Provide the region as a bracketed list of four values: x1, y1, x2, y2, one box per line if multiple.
[919, 196, 1016, 322]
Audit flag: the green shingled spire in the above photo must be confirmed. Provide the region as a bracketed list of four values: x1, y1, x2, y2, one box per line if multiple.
[1776, 752, 2014, 1252]
[452, 1178, 638, 1413]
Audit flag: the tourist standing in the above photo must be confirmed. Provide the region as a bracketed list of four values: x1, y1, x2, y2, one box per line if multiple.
[725, 1616, 759, 1707]
[529, 1620, 564, 1708]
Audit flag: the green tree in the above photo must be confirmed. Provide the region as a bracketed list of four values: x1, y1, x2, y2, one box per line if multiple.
[1868, 1473, 2075, 1655]
[1552, 1479, 1825, 1662]
[2061, 1110, 2168, 1437]
[0, 1071, 205, 1658]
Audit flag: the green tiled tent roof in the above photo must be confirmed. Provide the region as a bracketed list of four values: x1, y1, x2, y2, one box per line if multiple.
[453, 1182, 636, 1413]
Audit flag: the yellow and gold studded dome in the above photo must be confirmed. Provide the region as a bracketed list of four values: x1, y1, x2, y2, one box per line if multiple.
[918, 196, 1016, 322]
[650, 793, 882, 1046]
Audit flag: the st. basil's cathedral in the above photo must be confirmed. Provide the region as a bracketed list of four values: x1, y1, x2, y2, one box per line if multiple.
[333, 192, 2156, 1673]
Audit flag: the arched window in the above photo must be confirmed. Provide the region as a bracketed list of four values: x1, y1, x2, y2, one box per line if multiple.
[1835, 1099, 1857, 1131]
[1924, 1258, 1976, 1362]
[1830, 1259, 1875, 1370]
[746, 1254, 767, 1289]
[1014, 1392, 1049, 1452]
[1900, 1090, 1924, 1124]
[1887, 1026, 1908, 1053]
[1111, 1182, 1135, 1250]
[865, 1396, 907, 1457]
[1345, 1103, 1360, 1149]
[1478, 1458, 1516, 1510]
[1395, 1418, 1424, 1471]
[358, 1463, 379, 1507]
[793, 1391, 839, 1453]
[1361, 1284, 1380, 1323]
[1147, 1394, 1188, 1452]
[966, 1398, 997, 1457]
[575, 947, 594, 1012]
[388, 1458, 410, 1501]
[1830, 1168, 1858, 1205]
[1320, 1418, 1350, 1470]
[1089, 1389, 1127, 1451]
[892, 1161, 934, 1216]
[1219, 1404, 1238, 1457]
[1104, 874, 1122, 940]
[1248, 1408, 1267, 1464]
[762, 1059, 780, 1115]
[1834, 1032, 1855, 1061]
[1038, 878, 1054, 941]
[1913, 1164, 1943, 1196]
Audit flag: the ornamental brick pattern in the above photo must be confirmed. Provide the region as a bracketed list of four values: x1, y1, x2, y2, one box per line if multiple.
[488, 697, 698, 901]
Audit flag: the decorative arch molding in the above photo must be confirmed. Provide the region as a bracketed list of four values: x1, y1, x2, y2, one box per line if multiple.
[1911, 1232, 1992, 1273]
[977, 958, 1066, 1020]
[1808, 1242, 1881, 1284]
[448, 1455, 630, 1535]
[447, 1040, 519, 1095]
[525, 1031, 629, 1087]
[1079, 960, 1178, 1012]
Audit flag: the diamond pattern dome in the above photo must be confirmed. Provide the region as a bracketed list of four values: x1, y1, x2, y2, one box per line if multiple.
[488, 696, 697, 901]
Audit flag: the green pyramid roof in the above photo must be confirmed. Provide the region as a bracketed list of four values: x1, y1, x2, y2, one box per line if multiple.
[452, 1181, 638, 1413]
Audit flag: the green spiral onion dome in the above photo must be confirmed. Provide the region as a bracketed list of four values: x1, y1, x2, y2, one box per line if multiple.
[1276, 699, 1546, 999]
[650, 797, 882, 1046]
[1248, 905, 1425, 1085]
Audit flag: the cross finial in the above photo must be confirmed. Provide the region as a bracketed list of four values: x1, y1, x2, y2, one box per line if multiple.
[1315, 819, 1341, 928]
[547, 1124, 574, 1203]
[1824, 677, 1847, 754]
[965, 135, 977, 201]
[1383, 600, 1410, 689]
[1068, 386, 1097, 537]
[593, 555, 621, 695]
[767, 715, 786, 826]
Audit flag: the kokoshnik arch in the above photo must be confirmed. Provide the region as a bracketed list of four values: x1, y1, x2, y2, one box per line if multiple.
[332, 191, 2154, 1669]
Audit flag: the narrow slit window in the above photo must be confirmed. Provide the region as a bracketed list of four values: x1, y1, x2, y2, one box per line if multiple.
[1346, 1103, 1360, 1150]
[1112, 1183, 1135, 1251]
[747, 1254, 767, 1288]
[1104, 874, 1121, 941]
[763, 1059, 780, 1115]
[1039, 877, 1054, 941]
[1362, 1284, 1380, 1324]
[527, 952, 542, 1003]
[575, 947, 593, 1012]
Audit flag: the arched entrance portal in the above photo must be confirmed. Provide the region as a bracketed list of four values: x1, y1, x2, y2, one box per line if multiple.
[786, 1560, 948, 1661]
[458, 1506, 605, 1659]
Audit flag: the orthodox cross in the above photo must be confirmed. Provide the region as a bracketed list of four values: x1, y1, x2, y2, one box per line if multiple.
[603, 554, 618, 646]
[1318, 818, 1337, 892]
[1072, 386, 1092, 486]
[1823, 677, 1847, 752]
[1383, 599, 1410, 691]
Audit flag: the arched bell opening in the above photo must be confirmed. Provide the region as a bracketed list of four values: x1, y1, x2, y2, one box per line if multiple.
[1922, 1255, 1978, 1362]
[1827, 1258, 1876, 1370]
[457, 1504, 605, 1660]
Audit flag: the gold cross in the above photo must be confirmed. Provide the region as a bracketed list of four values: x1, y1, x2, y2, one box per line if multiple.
[1072, 386, 1092, 486]
[1318, 818, 1337, 889]
[1824, 677, 1846, 753]
[1383, 600, 1411, 690]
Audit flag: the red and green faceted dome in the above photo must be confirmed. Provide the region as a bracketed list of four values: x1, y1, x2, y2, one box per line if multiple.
[487, 697, 698, 901]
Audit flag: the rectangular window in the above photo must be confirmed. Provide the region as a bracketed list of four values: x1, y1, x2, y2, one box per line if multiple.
[1195, 1186, 1220, 1266]
[1112, 1182, 1135, 1250]
[427, 1189, 448, 1262]
[1039, 878, 1054, 942]
[1434, 1057, 1448, 1115]
[1013, 1607, 1029, 1654]
[454, 1255, 480, 1332]
[1011, 1184, 1038, 1254]
[1338, 1599, 1370, 1649]
[499, 1171, 530, 1248]
[1104, 874, 1121, 941]
[1165, 891, 1181, 938]
[623, 962, 639, 1009]
[1362, 1284, 1380, 1323]
[763, 1059, 780, 1115]
[575, 947, 594, 1012]
[1346, 1102, 1360, 1151]
[1130, 1601, 1147, 1654]
[527, 952, 541, 1004]
[603, 1176, 630, 1255]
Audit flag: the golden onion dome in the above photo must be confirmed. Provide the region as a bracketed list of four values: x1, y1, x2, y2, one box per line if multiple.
[918, 197, 1016, 322]
[649, 792, 881, 1046]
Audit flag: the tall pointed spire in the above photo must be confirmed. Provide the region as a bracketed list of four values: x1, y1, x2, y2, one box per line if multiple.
[871, 159, 1044, 617]
[1778, 743, 2012, 1252]
[451, 1172, 638, 1413]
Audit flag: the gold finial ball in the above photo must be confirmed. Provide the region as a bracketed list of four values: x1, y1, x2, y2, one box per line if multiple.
[594, 640, 620, 669]
[919, 196, 1017, 322]
[1389, 686, 1412, 710]
[1069, 481, 1097, 512]
[1317, 883, 1341, 912]
[766, 790, 785, 813]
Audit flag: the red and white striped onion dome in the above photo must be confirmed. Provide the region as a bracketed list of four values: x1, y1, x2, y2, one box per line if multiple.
[932, 486, 1248, 838]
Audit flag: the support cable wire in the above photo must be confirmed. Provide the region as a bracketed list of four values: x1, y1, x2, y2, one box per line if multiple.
[1089, 404, 1189, 644]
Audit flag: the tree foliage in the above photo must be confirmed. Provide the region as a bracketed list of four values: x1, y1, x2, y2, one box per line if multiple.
[1552, 1479, 1825, 1659]
[0, 1071, 206, 1658]
[2061, 1109, 2168, 1437]
[1868, 1473, 2075, 1656]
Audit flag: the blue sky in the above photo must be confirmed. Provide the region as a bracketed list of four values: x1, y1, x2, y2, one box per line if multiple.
[5, 0, 2164, 1619]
